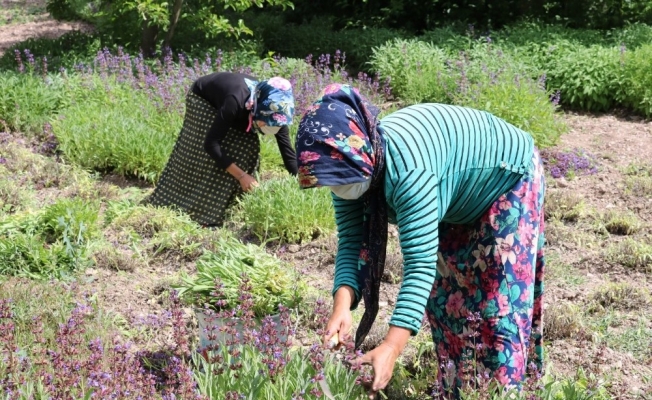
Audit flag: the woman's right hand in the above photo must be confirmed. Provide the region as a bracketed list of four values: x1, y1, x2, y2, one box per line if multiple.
[324, 286, 355, 350]
[239, 174, 259, 192]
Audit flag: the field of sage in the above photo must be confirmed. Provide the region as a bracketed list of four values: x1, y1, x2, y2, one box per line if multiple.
[1, 11, 651, 400]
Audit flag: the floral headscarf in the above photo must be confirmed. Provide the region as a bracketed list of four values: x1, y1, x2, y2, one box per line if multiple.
[244, 77, 294, 132]
[296, 84, 381, 188]
[296, 83, 388, 350]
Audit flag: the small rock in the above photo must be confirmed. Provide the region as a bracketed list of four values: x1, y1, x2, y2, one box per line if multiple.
[379, 301, 388, 308]
[557, 178, 570, 188]
[288, 244, 300, 253]
[85, 268, 97, 276]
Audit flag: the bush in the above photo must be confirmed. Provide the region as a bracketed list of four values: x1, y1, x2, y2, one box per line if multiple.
[0, 72, 71, 135]
[369, 38, 451, 104]
[544, 44, 624, 111]
[52, 78, 181, 183]
[371, 40, 566, 148]
[233, 176, 335, 243]
[621, 43, 652, 116]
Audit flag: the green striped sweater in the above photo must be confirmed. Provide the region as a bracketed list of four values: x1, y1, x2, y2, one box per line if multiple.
[332, 103, 535, 335]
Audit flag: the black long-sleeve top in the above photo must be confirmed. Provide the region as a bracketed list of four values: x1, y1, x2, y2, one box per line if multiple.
[191, 72, 298, 175]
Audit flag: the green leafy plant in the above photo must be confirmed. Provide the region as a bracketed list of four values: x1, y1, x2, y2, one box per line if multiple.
[52, 78, 181, 183]
[370, 38, 451, 104]
[233, 176, 335, 244]
[176, 235, 305, 316]
[0, 72, 71, 135]
[621, 43, 652, 116]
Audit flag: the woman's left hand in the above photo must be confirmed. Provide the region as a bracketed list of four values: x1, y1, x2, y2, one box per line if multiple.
[354, 342, 401, 399]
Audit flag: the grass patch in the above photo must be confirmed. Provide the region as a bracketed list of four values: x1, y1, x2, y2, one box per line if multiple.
[607, 238, 652, 271]
[588, 282, 650, 312]
[545, 190, 586, 222]
[624, 176, 652, 198]
[589, 312, 652, 361]
[233, 176, 335, 244]
[545, 252, 586, 286]
[544, 301, 588, 340]
[105, 200, 221, 261]
[597, 210, 642, 235]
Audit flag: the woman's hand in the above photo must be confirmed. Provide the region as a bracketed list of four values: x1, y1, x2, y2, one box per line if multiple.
[324, 286, 355, 349]
[238, 173, 259, 192]
[355, 342, 401, 399]
[354, 326, 411, 399]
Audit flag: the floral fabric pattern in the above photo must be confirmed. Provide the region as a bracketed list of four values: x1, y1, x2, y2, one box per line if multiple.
[244, 77, 295, 127]
[295, 83, 382, 187]
[427, 150, 545, 397]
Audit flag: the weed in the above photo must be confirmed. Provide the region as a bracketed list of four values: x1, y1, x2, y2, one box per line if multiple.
[598, 209, 642, 235]
[544, 301, 588, 340]
[623, 161, 652, 177]
[624, 176, 652, 197]
[545, 190, 586, 222]
[90, 245, 144, 272]
[382, 235, 403, 284]
[588, 282, 650, 312]
[607, 237, 652, 271]
[589, 312, 652, 361]
[545, 252, 587, 286]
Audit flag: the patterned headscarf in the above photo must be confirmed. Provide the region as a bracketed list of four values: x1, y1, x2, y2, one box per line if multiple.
[244, 77, 294, 132]
[296, 83, 388, 350]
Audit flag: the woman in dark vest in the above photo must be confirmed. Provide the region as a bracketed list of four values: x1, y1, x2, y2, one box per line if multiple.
[147, 72, 297, 226]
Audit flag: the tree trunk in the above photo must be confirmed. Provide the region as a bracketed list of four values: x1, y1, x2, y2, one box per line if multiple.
[141, 19, 160, 58]
[164, 0, 184, 50]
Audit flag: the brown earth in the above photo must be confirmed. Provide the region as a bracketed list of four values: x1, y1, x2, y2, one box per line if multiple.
[0, 0, 93, 56]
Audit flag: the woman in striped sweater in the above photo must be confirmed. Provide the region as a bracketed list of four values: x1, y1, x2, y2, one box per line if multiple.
[296, 84, 545, 398]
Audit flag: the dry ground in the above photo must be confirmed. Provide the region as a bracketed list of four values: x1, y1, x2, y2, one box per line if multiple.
[0, 0, 92, 56]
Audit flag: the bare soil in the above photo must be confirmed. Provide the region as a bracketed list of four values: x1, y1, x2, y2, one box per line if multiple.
[0, 0, 93, 56]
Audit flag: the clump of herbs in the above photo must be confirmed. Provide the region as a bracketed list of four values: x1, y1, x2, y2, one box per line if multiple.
[175, 235, 305, 317]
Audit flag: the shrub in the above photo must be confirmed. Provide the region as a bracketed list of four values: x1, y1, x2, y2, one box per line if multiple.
[0, 71, 70, 135]
[544, 44, 623, 112]
[449, 44, 566, 148]
[370, 40, 566, 147]
[233, 176, 335, 244]
[621, 43, 652, 116]
[0, 198, 99, 278]
[251, 14, 406, 72]
[52, 79, 181, 183]
[369, 38, 451, 104]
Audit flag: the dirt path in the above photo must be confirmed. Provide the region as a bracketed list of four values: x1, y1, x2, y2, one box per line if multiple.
[0, 0, 92, 56]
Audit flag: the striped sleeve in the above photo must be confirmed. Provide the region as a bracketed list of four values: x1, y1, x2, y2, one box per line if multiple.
[388, 169, 440, 335]
[331, 194, 365, 309]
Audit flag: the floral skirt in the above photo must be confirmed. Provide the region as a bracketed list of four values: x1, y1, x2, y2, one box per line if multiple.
[426, 149, 545, 397]
[145, 91, 260, 227]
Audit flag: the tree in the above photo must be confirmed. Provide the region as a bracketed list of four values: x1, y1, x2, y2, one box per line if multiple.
[115, 0, 294, 57]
